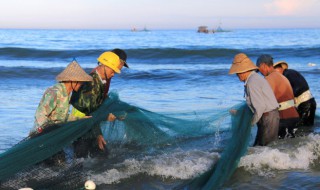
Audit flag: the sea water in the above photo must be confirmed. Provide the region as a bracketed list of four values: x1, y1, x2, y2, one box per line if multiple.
[0, 29, 319, 189]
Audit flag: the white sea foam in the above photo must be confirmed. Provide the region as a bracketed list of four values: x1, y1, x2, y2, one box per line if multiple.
[91, 149, 218, 185]
[308, 62, 316, 67]
[238, 134, 320, 176]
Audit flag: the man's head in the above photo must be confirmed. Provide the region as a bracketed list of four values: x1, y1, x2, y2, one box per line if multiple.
[56, 60, 93, 92]
[273, 61, 288, 74]
[111, 48, 129, 69]
[256, 54, 274, 76]
[229, 53, 258, 82]
[97, 51, 122, 80]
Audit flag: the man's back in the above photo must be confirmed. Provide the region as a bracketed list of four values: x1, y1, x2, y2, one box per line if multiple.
[283, 69, 309, 97]
[265, 71, 299, 119]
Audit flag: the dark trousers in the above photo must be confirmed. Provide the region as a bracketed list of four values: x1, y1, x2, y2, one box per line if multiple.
[73, 136, 108, 158]
[254, 109, 280, 146]
[43, 151, 66, 166]
[297, 98, 317, 126]
[278, 117, 299, 138]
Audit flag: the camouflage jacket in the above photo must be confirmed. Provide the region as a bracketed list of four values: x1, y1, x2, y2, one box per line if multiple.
[31, 83, 70, 135]
[70, 71, 110, 115]
[70, 71, 111, 138]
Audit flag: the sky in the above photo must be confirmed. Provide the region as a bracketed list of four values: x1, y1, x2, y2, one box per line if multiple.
[0, 0, 320, 30]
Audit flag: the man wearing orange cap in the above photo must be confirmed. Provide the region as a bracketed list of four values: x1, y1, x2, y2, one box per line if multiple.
[229, 53, 279, 146]
[70, 49, 129, 158]
[274, 61, 316, 126]
[256, 55, 300, 139]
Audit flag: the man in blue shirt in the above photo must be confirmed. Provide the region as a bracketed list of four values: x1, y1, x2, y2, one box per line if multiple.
[229, 53, 279, 146]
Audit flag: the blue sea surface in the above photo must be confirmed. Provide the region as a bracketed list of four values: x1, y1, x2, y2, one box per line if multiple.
[0, 29, 319, 189]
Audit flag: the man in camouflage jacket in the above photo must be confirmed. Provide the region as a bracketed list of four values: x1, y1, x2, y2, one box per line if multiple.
[70, 49, 128, 158]
[30, 60, 92, 136]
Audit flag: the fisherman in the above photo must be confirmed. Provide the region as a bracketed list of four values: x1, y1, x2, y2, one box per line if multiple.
[29, 60, 92, 165]
[256, 55, 300, 138]
[274, 61, 317, 126]
[229, 53, 279, 146]
[30, 60, 92, 136]
[70, 49, 129, 158]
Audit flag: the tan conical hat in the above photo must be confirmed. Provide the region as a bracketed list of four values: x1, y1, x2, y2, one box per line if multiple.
[56, 61, 93, 82]
[273, 61, 288, 69]
[229, 53, 258, 74]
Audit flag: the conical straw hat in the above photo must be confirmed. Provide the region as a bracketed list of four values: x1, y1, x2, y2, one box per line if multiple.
[56, 61, 93, 82]
[273, 61, 288, 69]
[229, 53, 258, 74]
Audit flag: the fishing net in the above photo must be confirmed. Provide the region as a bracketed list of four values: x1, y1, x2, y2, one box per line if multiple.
[0, 92, 252, 189]
[177, 102, 253, 190]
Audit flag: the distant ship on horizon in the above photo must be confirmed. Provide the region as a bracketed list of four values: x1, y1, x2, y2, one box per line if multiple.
[131, 26, 150, 32]
[197, 23, 231, 34]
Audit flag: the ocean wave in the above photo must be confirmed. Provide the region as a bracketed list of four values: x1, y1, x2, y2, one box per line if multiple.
[0, 47, 99, 61]
[0, 66, 75, 79]
[238, 134, 320, 177]
[0, 66, 229, 80]
[90, 149, 219, 185]
[0, 47, 320, 61]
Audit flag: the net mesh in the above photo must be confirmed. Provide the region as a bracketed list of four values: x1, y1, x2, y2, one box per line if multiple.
[0, 92, 253, 189]
[179, 103, 253, 190]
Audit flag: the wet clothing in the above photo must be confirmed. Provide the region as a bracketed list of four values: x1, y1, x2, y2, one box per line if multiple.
[70, 71, 111, 158]
[244, 71, 279, 146]
[283, 69, 317, 126]
[278, 117, 299, 138]
[265, 71, 299, 138]
[30, 83, 71, 135]
[297, 98, 316, 126]
[254, 109, 280, 146]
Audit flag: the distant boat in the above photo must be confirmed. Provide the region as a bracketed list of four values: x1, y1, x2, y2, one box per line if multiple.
[197, 26, 214, 34]
[215, 25, 231, 33]
[141, 27, 150, 32]
[131, 27, 138, 32]
[197, 23, 231, 34]
[131, 26, 150, 32]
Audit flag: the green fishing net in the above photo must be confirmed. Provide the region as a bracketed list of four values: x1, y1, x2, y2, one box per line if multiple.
[0, 92, 253, 189]
[180, 103, 253, 190]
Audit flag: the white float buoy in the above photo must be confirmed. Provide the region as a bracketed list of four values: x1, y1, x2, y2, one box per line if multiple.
[19, 188, 33, 190]
[84, 180, 96, 190]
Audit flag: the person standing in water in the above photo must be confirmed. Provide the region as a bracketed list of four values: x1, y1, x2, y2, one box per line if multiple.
[29, 60, 92, 165]
[229, 53, 279, 146]
[256, 55, 300, 138]
[70, 49, 129, 158]
[273, 61, 317, 126]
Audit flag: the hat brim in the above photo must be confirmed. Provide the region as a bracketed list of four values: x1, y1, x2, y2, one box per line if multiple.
[274, 61, 288, 69]
[229, 64, 258, 74]
[123, 60, 129, 68]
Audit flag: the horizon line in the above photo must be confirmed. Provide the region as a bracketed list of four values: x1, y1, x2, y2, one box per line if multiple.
[0, 27, 319, 31]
